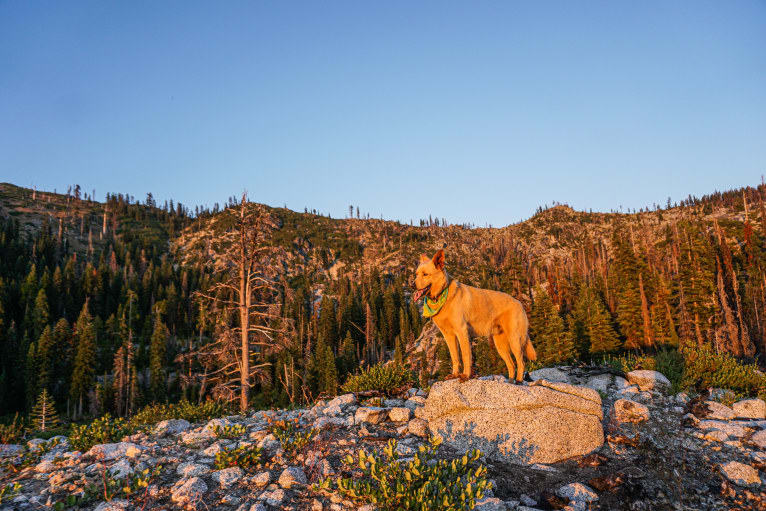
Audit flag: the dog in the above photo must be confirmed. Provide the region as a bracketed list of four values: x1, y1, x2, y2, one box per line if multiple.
[411, 249, 536, 383]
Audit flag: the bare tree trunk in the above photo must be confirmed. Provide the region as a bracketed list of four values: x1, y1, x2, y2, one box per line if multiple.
[239, 201, 250, 413]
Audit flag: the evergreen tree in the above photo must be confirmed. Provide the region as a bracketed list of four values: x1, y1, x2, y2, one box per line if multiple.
[572, 286, 621, 355]
[30, 388, 60, 432]
[149, 313, 169, 402]
[71, 300, 97, 417]
[529, 286, 575, 365]
[321, 343, 338, 396]
[36, 326, 55, 393]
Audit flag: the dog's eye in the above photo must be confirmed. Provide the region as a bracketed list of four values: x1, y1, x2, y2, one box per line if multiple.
[423, 273, 428, 277]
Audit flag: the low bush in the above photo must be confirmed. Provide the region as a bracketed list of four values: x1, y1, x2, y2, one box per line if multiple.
[317, 437, 491, 511]
[211, 424, 246, 440]
[129, 399, 230, 429]
[267, 416, 317, 454]
[68, 415, 131, 452]
[0, 413, 25, 444]
[680, 343, 766, 399]
[213, 445, 263, 472]
[341, 363, 414, 397]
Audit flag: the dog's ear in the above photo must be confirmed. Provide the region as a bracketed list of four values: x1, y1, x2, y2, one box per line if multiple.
[419, 254, 431, 265]
[432, 249, 445, 270]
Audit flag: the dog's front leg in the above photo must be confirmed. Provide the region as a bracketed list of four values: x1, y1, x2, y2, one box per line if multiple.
[443, 332, 462, 380]
[456, 327, 473, 381]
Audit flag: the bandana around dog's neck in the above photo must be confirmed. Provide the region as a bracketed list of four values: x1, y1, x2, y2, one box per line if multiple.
[423, 281, 449, 318]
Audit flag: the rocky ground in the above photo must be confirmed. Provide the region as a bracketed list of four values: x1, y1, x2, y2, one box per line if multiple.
[1, 367, 765, 511]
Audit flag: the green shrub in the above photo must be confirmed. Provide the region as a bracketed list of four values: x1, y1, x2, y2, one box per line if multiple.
[317, 437, 490, 511]
[211, 424, 246, 440]
[653, 348, 684, 393]
[69, 414, 131, 452]
[129, 399, 229, 429]
[341, 363, 414, 397]
[0, 413, 25, 444]
[267, 417, 317, 454]
[0, 483, 21, 504]
[680, 343, 766, 398]
[213, 445, 263, 472]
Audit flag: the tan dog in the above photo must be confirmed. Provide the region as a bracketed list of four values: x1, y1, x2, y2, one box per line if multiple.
[412, 249, 536, 383]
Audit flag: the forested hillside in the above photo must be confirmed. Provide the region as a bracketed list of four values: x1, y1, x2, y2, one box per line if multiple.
[2, 181, 765, 423]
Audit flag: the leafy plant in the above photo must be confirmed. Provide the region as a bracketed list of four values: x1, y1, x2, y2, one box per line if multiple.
[680, 342, 766, 398]
[68, 414, 131, 452]
[317, 437, 491, 511]
[267, 416, 317, 454]
[0, 483, 21, 504]
[82, 463, 162, 504]
[341, 363, 414, 397]
[211, 423, 246, 440]
[129, 399, 230, 431]
[0, 413, 25, 444]
[213, 445, 263, 472]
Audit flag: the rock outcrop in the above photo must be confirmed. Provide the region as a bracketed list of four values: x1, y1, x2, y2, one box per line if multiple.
[419, 378, 604, 464]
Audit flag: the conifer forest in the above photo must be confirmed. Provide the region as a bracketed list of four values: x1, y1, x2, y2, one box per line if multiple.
[2, 181, 766, 422]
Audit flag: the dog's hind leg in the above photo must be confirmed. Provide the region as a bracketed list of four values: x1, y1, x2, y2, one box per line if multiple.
[493, 331, 516, 381]
[510, 331, 525, 383]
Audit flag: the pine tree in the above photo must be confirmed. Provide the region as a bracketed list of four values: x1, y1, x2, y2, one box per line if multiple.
[36, 326, 55, 393]
[149, 314, 169, 403]
[321, 344, 338, 396]
[529, 286, 575, 365]
[30, 388, 60, 432]
[71, 300, 97, 417]
[572, 286, 621, 355]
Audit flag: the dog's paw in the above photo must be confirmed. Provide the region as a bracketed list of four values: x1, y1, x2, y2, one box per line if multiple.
[444, 373, 461, 381]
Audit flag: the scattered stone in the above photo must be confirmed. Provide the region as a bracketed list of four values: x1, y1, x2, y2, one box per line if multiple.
[212, 466, 244, 488]
[474, 496, 506, 510]
[388, 407, 412, 422]
[404, 396, 426, 410]
[556, 482, 599, 502]
[109, 459, 134, 479]
[748, 429, 766, 449]
[171, 476, 208, 504]
[584, 374, 612, 393]
[154, 418, 191, 436]
[626, 370, 670, 392]
[203, 417, 233, 435]
[252, 471, 271, 488]
[177, 462, 210, 478]
[261, 488, 286, 506]
[529, 367, 570, 383]
[354, 407, 388, 424]
[612, 399, 650, 423]
[0, 444, 23, 458]
[257, 434, 280, 453]
[94, 499, 131, 511]
[719, 461, 762, 488]
[733, 399, 766, 419]
[278, 466, 307, 488]
[87, 442, 145, 461]
[698, 420, 746, 439]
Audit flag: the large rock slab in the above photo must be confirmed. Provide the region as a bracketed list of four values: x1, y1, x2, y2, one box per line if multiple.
[420, 379, 604, 464]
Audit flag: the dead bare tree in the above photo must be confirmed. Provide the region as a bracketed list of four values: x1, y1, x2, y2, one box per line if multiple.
[193, 193, 288, 412]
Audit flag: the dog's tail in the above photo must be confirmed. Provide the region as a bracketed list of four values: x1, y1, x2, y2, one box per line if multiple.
[524, 334, 537, 361]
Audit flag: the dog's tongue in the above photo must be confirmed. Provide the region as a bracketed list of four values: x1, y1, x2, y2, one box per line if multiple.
[412, 287, 427, 302]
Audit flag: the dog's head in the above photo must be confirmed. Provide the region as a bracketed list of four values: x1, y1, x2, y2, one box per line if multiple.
[412, 249, 447, 301]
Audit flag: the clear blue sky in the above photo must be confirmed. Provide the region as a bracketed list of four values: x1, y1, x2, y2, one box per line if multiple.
[1, 1, 765, 226]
